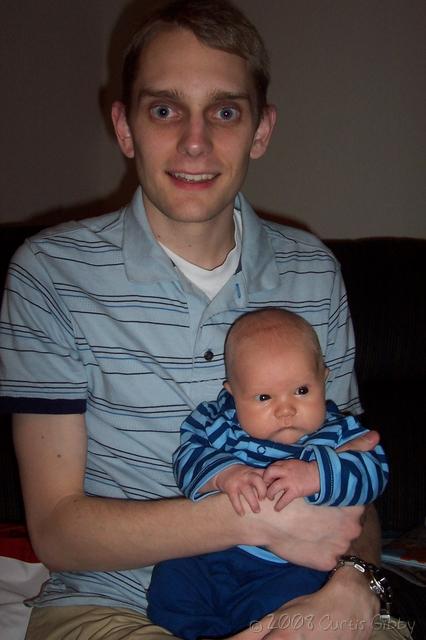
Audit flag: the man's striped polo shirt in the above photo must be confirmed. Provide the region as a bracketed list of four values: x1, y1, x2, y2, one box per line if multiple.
[0, 188, 360, 613]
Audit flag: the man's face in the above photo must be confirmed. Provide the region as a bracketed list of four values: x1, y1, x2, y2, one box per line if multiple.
[224, 334, 327, 445]
[112, 27, 275, 230]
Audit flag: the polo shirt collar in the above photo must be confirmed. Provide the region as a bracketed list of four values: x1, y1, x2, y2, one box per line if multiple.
[122, 187, 280, 291]
[123, 188, 177, 283]
[236, 192, 281, 293]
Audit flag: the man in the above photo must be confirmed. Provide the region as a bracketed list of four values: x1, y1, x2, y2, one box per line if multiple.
[0, 1, 409, 638]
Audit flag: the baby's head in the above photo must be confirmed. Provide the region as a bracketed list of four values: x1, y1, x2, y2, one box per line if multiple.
[224, 309, 329, 445]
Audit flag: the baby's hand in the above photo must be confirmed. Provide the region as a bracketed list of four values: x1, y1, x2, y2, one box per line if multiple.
[263, 459, 320, 511]
[215, 464, 267, 515]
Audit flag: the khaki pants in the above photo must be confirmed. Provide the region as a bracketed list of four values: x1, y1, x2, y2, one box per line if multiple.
[25, 605, 414, 640]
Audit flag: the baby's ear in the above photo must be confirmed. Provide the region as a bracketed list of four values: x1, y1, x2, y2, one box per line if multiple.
[324, 367, 330, 382]
[223, 380, 233, 395]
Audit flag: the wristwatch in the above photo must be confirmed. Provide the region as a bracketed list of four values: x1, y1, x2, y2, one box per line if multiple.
[331, 555, 392, 620]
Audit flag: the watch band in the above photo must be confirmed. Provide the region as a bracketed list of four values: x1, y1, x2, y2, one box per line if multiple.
[331, 555, 392, 620]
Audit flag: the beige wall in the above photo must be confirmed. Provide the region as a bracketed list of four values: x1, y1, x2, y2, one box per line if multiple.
[1, 0, 425, 238]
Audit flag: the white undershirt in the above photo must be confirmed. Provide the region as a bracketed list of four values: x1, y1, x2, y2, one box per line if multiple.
[159, 211, 242, 300]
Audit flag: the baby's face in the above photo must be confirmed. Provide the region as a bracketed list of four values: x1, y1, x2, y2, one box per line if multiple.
[225, 336, 327, 445]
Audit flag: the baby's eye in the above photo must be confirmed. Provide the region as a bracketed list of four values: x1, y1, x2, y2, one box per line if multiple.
[296, 386, 309, 395]
[151, 105, 173, 119]
[217, 106, 240, 121]
[255, 394, 271, 402]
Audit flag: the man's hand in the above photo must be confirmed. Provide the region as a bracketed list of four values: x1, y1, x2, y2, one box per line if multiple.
[215, 464, 267, 515]
[263, 460, 320, 510]
[246, 497, 364, 571]
[231, 566, 379, 640]
[336, 429, 380, 454]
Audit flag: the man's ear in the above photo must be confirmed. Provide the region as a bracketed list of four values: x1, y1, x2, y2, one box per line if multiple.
[111, 101, 135, 158]
[250, 105, 277, 160]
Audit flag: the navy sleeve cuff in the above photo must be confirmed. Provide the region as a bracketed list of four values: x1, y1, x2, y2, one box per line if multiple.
[0, 396, 86, 415]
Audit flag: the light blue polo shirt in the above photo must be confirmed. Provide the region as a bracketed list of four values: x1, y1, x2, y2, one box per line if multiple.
[0, 188, 360, 613]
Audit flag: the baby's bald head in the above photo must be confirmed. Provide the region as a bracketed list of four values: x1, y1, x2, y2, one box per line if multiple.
[224, 308, 325, 385]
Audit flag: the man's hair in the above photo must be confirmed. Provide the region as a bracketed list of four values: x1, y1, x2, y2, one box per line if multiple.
[121, 0, 270, 117]
[224, 308, 325, 381]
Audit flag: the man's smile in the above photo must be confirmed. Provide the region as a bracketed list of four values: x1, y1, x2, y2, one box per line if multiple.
[165, 171, 220, 190]
[167, 171, 219, 183]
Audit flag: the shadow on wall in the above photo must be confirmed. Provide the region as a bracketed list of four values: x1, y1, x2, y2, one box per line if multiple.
[21, 0, 166, 227]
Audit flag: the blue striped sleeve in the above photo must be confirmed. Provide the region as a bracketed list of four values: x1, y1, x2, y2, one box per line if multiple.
[173, 400, 244, 500]
[300, 413, 389, 505]
[0, 241, 88, 411]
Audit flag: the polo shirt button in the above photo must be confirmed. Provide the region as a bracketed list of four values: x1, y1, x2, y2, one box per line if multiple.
[257, 445, 266, 454]
[204, 350, 214, 361]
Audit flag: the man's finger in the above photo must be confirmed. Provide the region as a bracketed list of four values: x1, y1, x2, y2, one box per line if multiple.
[336, 429, 380, 453]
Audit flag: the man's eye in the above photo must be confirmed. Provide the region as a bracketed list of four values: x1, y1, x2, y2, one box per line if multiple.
[217, 106, 239, 121]
[296, 386, 309, 395]
[255, 394, 271, 402]
[151, 105, 173, 119]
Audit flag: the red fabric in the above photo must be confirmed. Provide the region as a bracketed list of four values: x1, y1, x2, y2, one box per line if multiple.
[0, 524, 39, 563]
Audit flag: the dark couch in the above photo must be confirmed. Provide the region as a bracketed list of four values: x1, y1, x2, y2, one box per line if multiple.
[1, 226, 425, 636]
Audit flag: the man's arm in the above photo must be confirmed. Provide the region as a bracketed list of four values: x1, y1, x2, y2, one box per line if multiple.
[14, 412, 240, 571]
[13, 412, 363, 573]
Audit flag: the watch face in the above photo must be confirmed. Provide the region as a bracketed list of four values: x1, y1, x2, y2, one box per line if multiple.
[334, 556, 392, 610]
[370, 577, 384, 596]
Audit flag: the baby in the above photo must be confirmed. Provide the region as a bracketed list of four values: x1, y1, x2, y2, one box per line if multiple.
[148, 308, 389, 639]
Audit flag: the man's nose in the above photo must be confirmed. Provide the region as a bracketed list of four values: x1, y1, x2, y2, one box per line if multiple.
[177, 116, 213, 157]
